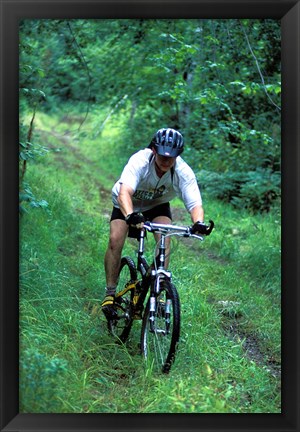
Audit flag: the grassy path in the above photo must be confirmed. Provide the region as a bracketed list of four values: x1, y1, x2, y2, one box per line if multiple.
[19, 113, 281, 413]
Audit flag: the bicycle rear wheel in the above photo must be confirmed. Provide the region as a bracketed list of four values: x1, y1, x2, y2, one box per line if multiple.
[140, 279, 180, 373]
[108, 256, 137, 342]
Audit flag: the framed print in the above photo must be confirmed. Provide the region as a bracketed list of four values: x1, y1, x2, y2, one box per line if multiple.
[1, 0, 299, 431]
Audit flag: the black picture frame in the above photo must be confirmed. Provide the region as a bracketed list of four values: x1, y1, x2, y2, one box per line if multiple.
[1, 0, 299, 431]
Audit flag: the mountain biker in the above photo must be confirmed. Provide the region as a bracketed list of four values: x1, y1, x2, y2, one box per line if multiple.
[102, 127, 210, 318]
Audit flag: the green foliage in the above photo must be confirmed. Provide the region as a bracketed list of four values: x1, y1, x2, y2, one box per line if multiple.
[197, 169, 280, 212]
[19, 140, 49, 162]
[19, 19, 281, 196]
[20, 349, 68, 412]
[19, 137, 50, 213]
[232, 170, 280, 212]
[19, 183, 49, 213]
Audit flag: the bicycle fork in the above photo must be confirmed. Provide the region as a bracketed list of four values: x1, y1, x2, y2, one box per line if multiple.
[149, 274, 172, 334]
[149, 295, 156, 332]
[165, 298, 172, 333]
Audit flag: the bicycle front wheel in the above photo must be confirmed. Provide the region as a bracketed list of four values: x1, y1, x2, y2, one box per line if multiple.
[108, 256, 137, 342]
[140, 279, 180, 373]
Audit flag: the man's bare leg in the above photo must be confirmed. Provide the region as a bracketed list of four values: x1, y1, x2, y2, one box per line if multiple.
[104, 219, 128, 288]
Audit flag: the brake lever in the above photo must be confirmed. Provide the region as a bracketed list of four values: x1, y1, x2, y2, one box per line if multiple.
[190, 233, 204, 241]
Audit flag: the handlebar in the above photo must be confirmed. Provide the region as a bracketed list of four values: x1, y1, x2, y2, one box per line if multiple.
[143, 220, 214, 240]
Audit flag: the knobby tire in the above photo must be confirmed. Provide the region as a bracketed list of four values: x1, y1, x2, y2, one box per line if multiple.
[140, 279, 180, 373]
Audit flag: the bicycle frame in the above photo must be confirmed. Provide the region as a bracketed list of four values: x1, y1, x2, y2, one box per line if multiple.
[137, 228, 150, 277]
[132, 228, 152, 314]
[137, 222, 197, 273]
[133, 222, 204, 313]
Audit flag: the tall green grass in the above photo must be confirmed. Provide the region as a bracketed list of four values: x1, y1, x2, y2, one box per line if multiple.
[19, 111, 281, 413]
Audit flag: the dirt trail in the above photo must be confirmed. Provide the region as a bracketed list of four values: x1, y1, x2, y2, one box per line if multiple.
[37, 127, 113, 208]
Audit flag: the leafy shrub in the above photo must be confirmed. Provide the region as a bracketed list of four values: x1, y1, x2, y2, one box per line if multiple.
[19, 183, 49, 214]
[20, 348, 68, 412]
[197, 169, 280, 213]
[232, 169, 281, 212]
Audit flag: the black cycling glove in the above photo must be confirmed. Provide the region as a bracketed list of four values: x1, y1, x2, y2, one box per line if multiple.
[190, 220, 215, 235]
[125, 212, 145, 227]
[191, 222, 207, 234]
[190, 221, 207, 235]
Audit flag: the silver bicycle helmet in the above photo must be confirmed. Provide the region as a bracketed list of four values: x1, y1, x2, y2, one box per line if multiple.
[151, 128, 184, 157]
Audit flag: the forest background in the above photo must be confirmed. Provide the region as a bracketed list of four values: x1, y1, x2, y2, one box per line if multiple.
[19, 19, 281, 413]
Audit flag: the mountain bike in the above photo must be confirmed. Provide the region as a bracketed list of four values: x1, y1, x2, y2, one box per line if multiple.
[106, 219, 214, 373]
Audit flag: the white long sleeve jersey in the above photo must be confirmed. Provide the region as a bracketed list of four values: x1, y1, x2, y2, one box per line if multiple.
[111, 149, 202, 213]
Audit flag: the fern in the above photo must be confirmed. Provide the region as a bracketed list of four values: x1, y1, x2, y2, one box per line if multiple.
[197, 169, 280, 213]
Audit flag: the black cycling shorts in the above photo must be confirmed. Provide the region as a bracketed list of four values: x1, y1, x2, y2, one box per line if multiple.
[110, 202, 172, 222]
